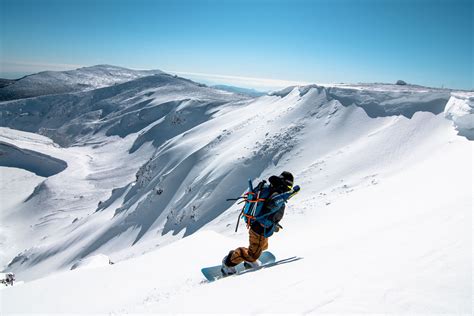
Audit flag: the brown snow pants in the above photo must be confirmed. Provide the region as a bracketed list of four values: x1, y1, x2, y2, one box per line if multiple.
[228, 227, 268, 266]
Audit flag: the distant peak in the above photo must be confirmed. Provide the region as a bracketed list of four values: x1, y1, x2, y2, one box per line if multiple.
[78, 64, 131, 71]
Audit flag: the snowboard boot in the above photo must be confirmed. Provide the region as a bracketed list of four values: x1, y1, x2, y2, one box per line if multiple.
[244, 259, 261, 269]
[221, 251, 237, 276]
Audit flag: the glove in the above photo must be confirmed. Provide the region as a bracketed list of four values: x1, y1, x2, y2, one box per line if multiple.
[274, 223, 283, 232]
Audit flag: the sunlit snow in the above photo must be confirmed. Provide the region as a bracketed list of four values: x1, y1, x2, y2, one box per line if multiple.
[0, 65, 471, 314]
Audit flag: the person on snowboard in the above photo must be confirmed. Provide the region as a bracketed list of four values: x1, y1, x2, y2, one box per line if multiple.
[221, 171, 295, 275]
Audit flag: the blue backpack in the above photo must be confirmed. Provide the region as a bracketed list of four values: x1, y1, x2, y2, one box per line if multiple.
[242, 179, 273, 228]
[232, 179, 300, 237]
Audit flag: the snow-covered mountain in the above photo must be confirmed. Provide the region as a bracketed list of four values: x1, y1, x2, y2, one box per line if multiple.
[0, 64, 163, 101]
[0, 79, 16, 89]
[0, 70, 245, 147]
[0, 66, 471, 314]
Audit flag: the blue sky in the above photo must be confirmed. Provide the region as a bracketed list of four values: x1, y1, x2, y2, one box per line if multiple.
[0, 0, 472, 90]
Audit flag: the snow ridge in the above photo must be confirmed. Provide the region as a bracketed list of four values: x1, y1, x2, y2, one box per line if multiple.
[444, 92, 474, 140]
[0, 65, 164, 101]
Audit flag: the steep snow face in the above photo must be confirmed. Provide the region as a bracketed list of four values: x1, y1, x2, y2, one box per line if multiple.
[444, 92, 474, 140]
[0, 74, 247, 280]
[0, 76, 471, 313]
[0, 65, 163, 101]
[121, 85, 457, 245]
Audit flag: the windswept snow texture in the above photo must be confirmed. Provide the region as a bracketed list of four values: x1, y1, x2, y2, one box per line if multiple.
[0, 67, 471, 314]
[0, 64, 163, 101]
[444, 92, 474, 140]
[0, 141, 67, 177]
[272, 84, 451, 118]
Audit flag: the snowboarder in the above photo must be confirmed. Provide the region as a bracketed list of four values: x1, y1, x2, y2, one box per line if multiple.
[221, 171, 295, 275]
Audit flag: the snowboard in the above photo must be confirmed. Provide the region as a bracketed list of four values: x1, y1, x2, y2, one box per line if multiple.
[201, 251, 276, 282]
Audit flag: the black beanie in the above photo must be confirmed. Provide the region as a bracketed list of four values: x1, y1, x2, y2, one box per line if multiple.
[280, 171, 294, 187]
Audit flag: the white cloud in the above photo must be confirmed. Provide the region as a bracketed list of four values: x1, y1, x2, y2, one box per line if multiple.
[166, 70, 311, 91]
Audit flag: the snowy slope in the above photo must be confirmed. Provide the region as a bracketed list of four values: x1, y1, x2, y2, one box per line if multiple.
[0, 64, 163, 101]
[0, 73, 247, 281]
[0, 70, 472, 314]
[2, 138, 471, 313]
